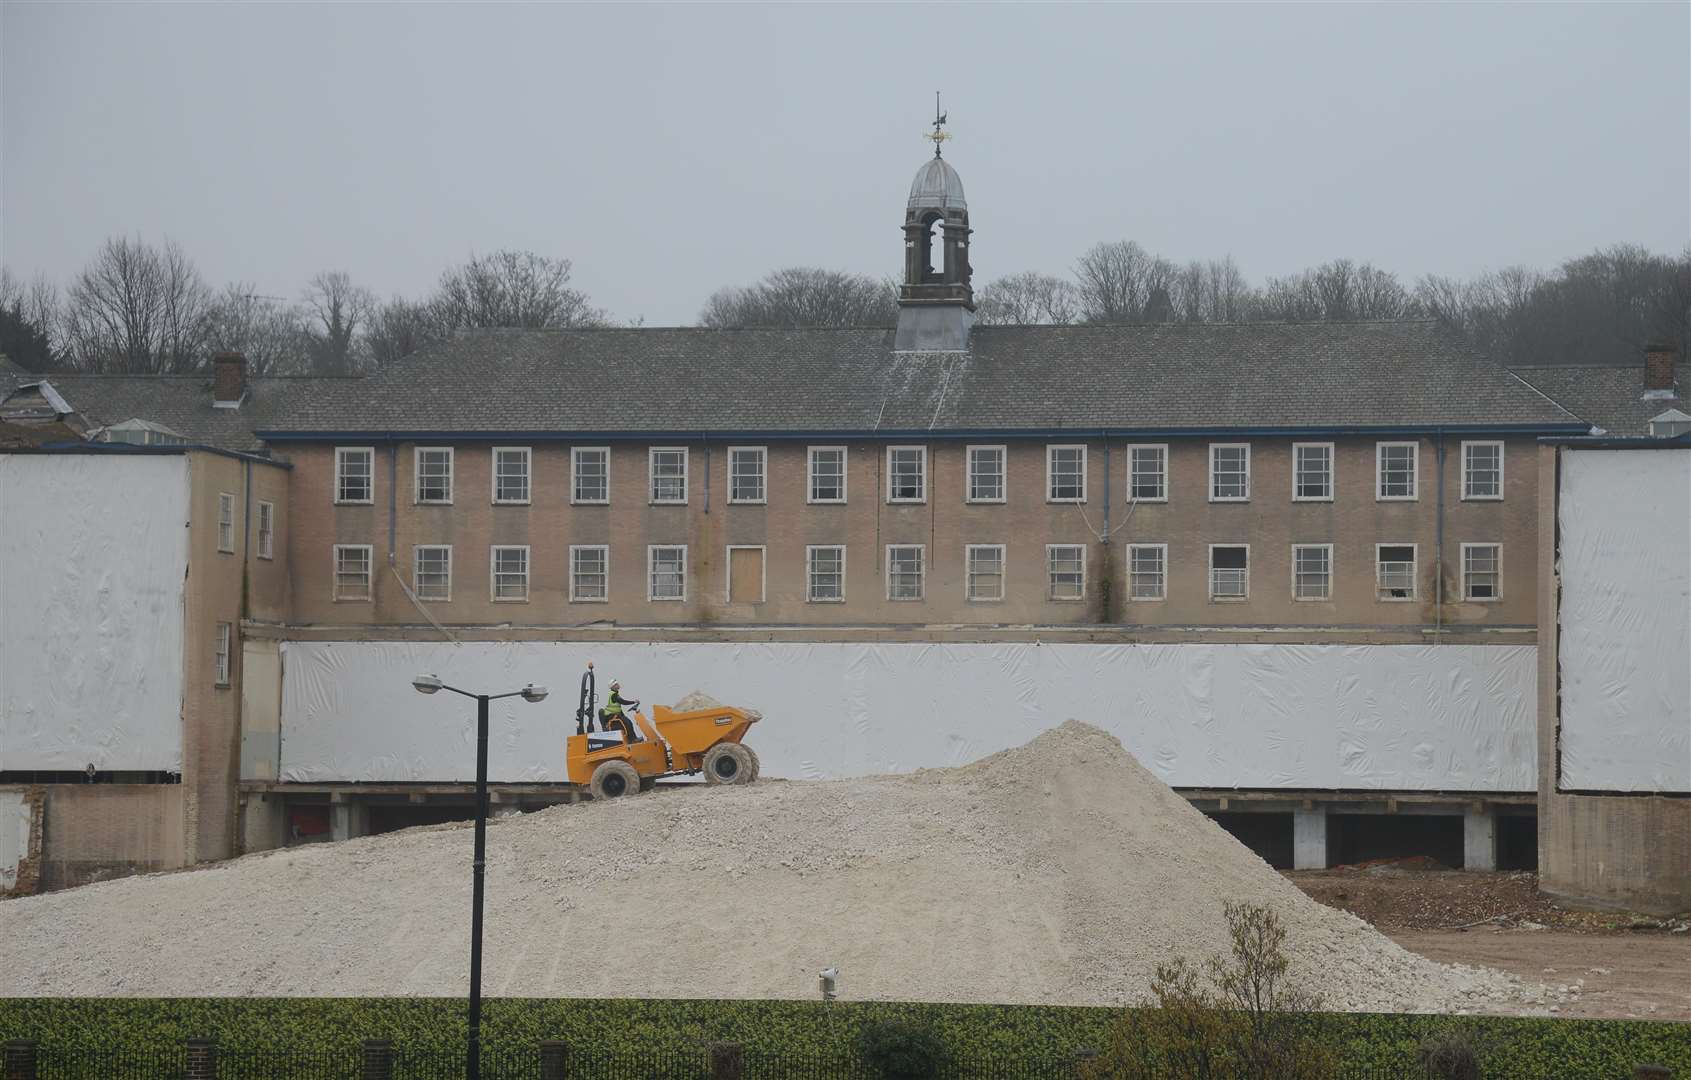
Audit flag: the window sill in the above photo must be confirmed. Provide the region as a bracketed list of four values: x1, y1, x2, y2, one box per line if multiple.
[1375, 495, 1419, 503]
[1294, 596, 1332, 603]
[1376, 596, 1418, 603]
[649, 500, 688, 507]
[492, 500, 532, 507]
[1292, 496, 1334, 503]
[965, 497, 1007, 505]
[332, 597, 373, 603]
[887, 596, 926, 602]
[1046, 498, 1087, 505]
[334, 500, 375, 507]
[967, 596, 1007, 604]
[1128, 595, 1166, 603]
[1209, 497, 1250, 504]
[1209, 596, 1249, 603]
[1128, 495, 1168, 504]
[727, 499, 768, 506]
[1460, 495, 1505, 502]
[1464, 596, 1503, 603]
[415, 500, 454, 507]
[806, 597, 846, 603]
[1047, 596, 1087, 603]
[258, 554, 274, 562]
[807, 498, 848, 506]
[214, 682, 231, 690]
[887, 498, 927, 506]
[217, 547, 235, 555]
[647, 596, 686, 602]
[569, 596, 609, 604]
[492, 597, 531, 603]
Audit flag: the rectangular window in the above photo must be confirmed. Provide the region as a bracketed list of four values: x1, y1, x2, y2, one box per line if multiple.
[1293, 544, 1332, 601]
[335, 447, 374, 504]
[1376, 544, 1418, 601]
[570, 545, 608, 602]
[1209, 444, 1250, 501]
[808, 446, 847, 503]
[1047, 544, 1086, 601]
[649, 447, 688, 504]
[492, 447, 531, 505]
[648, 545, 687, 601]
[966, 544, 1006, 601]
[333, 544, 373, 601]
[217, 492, 235, 553]
[412, 545, 451, 601]
[491, 545, 530, 602]
[967, 445, 1006, 503]
[1293, 443, 1334, 501]
[1209, 545, 1249, 600]
[807, 545, 845, 602]
[256, 501, 274, 560]
[887, 446, 926, 503]
[415, 447, 454, 504]
[1462, 543, 1502, 601]
[1128, 445, 1167, 502]
[1046, 444, 1087, 502]
[1376, 442, 1418, 500]
[886, 544, 925, 600]
[728, 446, 767, 504]
[1462, 441, 1504, 500]
[571, 447, 610, 504]
[1128, 544, 1166, 601]
[214, 622, 231, 687]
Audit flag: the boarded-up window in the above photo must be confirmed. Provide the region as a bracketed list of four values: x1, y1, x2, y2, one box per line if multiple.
[728, 547, 765, 603]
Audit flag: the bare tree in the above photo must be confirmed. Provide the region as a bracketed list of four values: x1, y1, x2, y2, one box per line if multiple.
[301, 271, 375, 376]
[697, 267, 896, 328]
[1255, 259, 1412, 322]
[430, 251, 607, 332]
[204, 284, 307, 376]
[62, 236, 212, 373]
[0, 269, 62, 371]
[974, 271, 1078, 325]
[1073, 241, 1181, 324]
[365, 296, 440, 368]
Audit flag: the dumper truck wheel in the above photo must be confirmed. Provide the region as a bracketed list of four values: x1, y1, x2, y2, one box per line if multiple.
[744, 746, 761, 782]
[590, 760, 641, 800]
[703, 742, 754, 786]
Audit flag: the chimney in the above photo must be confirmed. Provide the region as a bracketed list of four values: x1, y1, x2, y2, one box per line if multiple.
[1644, 342, 1678, 397]
[212, 352, 247, 407]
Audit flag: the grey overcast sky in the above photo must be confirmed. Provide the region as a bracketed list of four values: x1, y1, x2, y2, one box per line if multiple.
[3, 2, 1687, 326]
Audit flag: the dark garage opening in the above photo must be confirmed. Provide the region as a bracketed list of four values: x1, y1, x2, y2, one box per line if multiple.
[1497, 812, 1538, 872]
[367, 803, 477, 836]
[1206, 811, 1293, 869]
[1330, 813, 1464, 868]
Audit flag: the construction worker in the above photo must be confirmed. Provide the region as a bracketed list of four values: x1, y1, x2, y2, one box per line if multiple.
[600, 680, 639, 742]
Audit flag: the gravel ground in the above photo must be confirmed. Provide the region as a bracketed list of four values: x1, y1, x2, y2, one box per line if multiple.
[0, 723, 1565, 1012]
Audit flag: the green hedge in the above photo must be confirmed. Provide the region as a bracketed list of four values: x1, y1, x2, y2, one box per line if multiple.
[1, 998, 1685, 1077]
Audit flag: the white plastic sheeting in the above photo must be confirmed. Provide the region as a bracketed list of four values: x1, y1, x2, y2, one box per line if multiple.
[279, 641, 1537, 790]
[0, 454, 188, 772]
[1557, 447, 1691, 793]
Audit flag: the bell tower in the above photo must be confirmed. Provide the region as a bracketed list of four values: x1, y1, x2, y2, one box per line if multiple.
[894, 100, 974, 352]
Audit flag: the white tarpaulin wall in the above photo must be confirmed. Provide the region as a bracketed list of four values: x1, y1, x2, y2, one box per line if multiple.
[1557, 447, 1691, 793]
[279, 641, 1537, 790]
[0, 454, 188, 771]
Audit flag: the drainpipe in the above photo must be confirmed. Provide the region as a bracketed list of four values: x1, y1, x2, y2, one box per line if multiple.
[1435, 430, 1446, 641]
[387, 438, 399, 568]
[1100, 434, 1113, 624]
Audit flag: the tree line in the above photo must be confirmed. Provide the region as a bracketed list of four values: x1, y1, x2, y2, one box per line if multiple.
[3, 235, 1686, 377]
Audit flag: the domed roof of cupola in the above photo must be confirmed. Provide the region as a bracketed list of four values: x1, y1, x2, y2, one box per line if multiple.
[908, 157, 966, 211]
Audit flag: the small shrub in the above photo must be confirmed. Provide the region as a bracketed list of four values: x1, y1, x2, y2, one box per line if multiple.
[855, 1016, 949, 1079]
[1416, 1025, 1488, 1080]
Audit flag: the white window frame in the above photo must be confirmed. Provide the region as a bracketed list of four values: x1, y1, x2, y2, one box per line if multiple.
[886, 543, 926, 600]
[1208, 443, 1251, 502]
[649, 447, 689, 505]
[1461, 542, 1503, 602]
[491, 446, 532, 505]
[333, 543, 373, 602]
[571, 446, 611, 505]
[217, 492, 236, 554]
[725, 544, 768, 603]
[647, 544, 688, 601]
[807, 446, 848, 504]
[1046, 543, 1087, 602]
[490, 545, 530, 602]
[1375, 441, 1419, 502]
[1208, 544, 1250, 601]
[569, 545, 609, 603]
[214, 621, 231, 687]
[1127, 543, 1167, 602]
[1127, 444, 1168, 503]
[806, 545, 846, 603]
[1292, 442, 1335, 502]
[965, 544, 1007, 602]
[414, 446, 454, 505]
[727, 446, 767, 505]
[412, 545, 453, 602]
[966, 444, 1007, 504]
[886, 446, 927, 504]
[256, 500, 274, 560]
[1375, 543, 1419, 602]
[1461, 441, 1505, 501]
[334, 446, 375, 505]
[1045, 444, 1088, 504]
[1292, 543, 1333, 602]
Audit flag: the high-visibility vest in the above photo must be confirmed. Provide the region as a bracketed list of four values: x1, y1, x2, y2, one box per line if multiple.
[605, 694, 625, 716]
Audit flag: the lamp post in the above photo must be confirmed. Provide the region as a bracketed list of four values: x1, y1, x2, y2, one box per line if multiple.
[412, 674, 548, 1080]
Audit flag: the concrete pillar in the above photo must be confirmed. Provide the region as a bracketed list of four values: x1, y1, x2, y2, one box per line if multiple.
[1464, 807, 1497, 871]
[330, 802, 368, 842]
[185, 1039, 217, 1080]
[1292, 809, 1328, 870]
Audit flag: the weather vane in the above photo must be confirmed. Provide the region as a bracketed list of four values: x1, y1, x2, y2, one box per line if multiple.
[925, 91, 950, 158]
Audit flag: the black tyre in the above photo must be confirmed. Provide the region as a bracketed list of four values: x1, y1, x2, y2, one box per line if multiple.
[589, 760, 641, 800]
[743, 745, 761, 783]
[703, 742, 754, 786]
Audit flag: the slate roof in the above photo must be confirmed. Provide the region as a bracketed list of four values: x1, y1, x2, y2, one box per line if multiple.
[24, 374, 354, 452]
[1509, 363, 1686, 437]
[262, 320, 1584, 437]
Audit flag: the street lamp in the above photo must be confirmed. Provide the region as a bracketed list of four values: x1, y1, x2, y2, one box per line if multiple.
[412, 674, 548, 1080]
